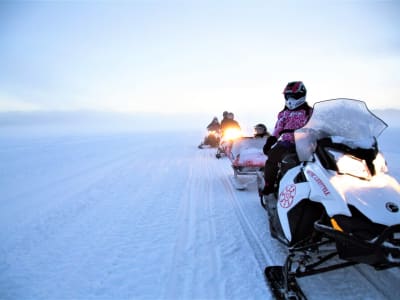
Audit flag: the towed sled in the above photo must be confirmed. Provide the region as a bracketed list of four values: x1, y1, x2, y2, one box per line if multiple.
[228, 136, 268, 190]
[258, 99, 400, 299]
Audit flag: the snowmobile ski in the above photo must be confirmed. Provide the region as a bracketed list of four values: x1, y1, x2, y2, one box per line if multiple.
[265, 266, 307, 300]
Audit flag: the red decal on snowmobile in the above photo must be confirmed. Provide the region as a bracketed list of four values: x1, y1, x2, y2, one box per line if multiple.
[279, 184, 296, 208]
[306, 170, 331, 195]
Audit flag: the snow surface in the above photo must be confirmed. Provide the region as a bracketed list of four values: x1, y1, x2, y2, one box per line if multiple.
[1, 128, 399, 300]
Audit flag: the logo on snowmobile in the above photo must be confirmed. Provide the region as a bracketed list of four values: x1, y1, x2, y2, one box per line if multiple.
[386, 202, 399, 213]
[306, 170, 331, 196]
[279, 184, 296, 208]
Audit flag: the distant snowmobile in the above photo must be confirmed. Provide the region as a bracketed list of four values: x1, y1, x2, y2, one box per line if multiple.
[216, 127, 242, 158]
[198, 130, 220, 149]
[257, 99, 400, 299]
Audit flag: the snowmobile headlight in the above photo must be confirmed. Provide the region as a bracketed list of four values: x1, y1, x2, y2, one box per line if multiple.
[328, 149, 371, 180]
[224, 128, 242, 141]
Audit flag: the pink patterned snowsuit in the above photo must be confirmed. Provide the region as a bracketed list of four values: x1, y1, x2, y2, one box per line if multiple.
[272, 107, 311, 143]
[263, 104, 312, 194]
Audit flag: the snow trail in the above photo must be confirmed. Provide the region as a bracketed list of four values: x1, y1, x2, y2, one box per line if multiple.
[0, 132, 399, 300]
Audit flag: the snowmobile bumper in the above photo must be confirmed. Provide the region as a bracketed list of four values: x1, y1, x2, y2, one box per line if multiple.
[232, 165, 264, 175]
[314, 221, 400, 269]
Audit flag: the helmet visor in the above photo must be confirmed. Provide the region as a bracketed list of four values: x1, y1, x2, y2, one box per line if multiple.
[284, 91, 304, 100]
[285, 96, 306, 110]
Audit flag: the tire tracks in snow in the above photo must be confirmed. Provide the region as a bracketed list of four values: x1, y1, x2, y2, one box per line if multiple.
[161, 148, 276, 299]
[1, 137, 181, 299]
[209, 155, 289, 298]
[161, 148, 224, 299]
[220, 171, 272, 268]
[1, 146, 138, 249]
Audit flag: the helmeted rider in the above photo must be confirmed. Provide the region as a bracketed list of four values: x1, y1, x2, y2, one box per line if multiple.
[261, 81, 312, 195]
[206, 116, 220, 132]
[220, 111, 241, 137]
[254, 123, 270, 138]
[220, 111, 229, 132]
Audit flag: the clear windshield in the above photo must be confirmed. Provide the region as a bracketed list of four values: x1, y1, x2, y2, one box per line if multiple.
[295, 98, 388, 161]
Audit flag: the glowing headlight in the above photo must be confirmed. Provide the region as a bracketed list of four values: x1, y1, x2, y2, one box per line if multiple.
[224, 128, 242, 140]
[328, 149, 371, 180]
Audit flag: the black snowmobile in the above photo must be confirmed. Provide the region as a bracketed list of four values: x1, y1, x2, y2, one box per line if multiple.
[198, 130, 220, 149]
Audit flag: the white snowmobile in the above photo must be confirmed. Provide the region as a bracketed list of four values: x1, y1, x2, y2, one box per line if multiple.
[257, 98, 400, 299]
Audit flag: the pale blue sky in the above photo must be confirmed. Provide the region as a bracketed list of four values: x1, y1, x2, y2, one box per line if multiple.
[1, 0, 399, 116]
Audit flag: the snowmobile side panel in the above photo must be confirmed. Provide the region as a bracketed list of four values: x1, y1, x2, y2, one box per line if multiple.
[277, 167, 311, 243]
[304, 162, 352, 217]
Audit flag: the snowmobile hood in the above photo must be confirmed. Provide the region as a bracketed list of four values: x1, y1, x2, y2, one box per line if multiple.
[330, 173, 400, 226]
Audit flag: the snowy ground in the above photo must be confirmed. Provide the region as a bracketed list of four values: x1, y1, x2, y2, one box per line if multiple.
[0, 128, 399, 300]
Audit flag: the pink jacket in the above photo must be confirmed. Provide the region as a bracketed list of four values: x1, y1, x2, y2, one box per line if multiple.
[272, 105, 312, 143]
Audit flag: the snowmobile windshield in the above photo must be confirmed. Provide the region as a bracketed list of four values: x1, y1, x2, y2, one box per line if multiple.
[295, 98, 388, 162]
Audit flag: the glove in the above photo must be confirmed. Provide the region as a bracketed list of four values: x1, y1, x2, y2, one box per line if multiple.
[263, 136, 277, 154]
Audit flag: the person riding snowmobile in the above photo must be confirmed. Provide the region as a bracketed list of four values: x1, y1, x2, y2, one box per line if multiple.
[220, 111, 228, 121]
[220, 112, 241, 138]
[215, 112, 242, 158]
[261, 81, 312, 195]
[219, 111, 229, 133]
[206, 117, 220, 132]
[198, 117, 221, 149]
[253, 123, 270, 138]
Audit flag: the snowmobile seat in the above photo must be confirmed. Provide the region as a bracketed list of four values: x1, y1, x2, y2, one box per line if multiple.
[279, 152, 300, 176]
